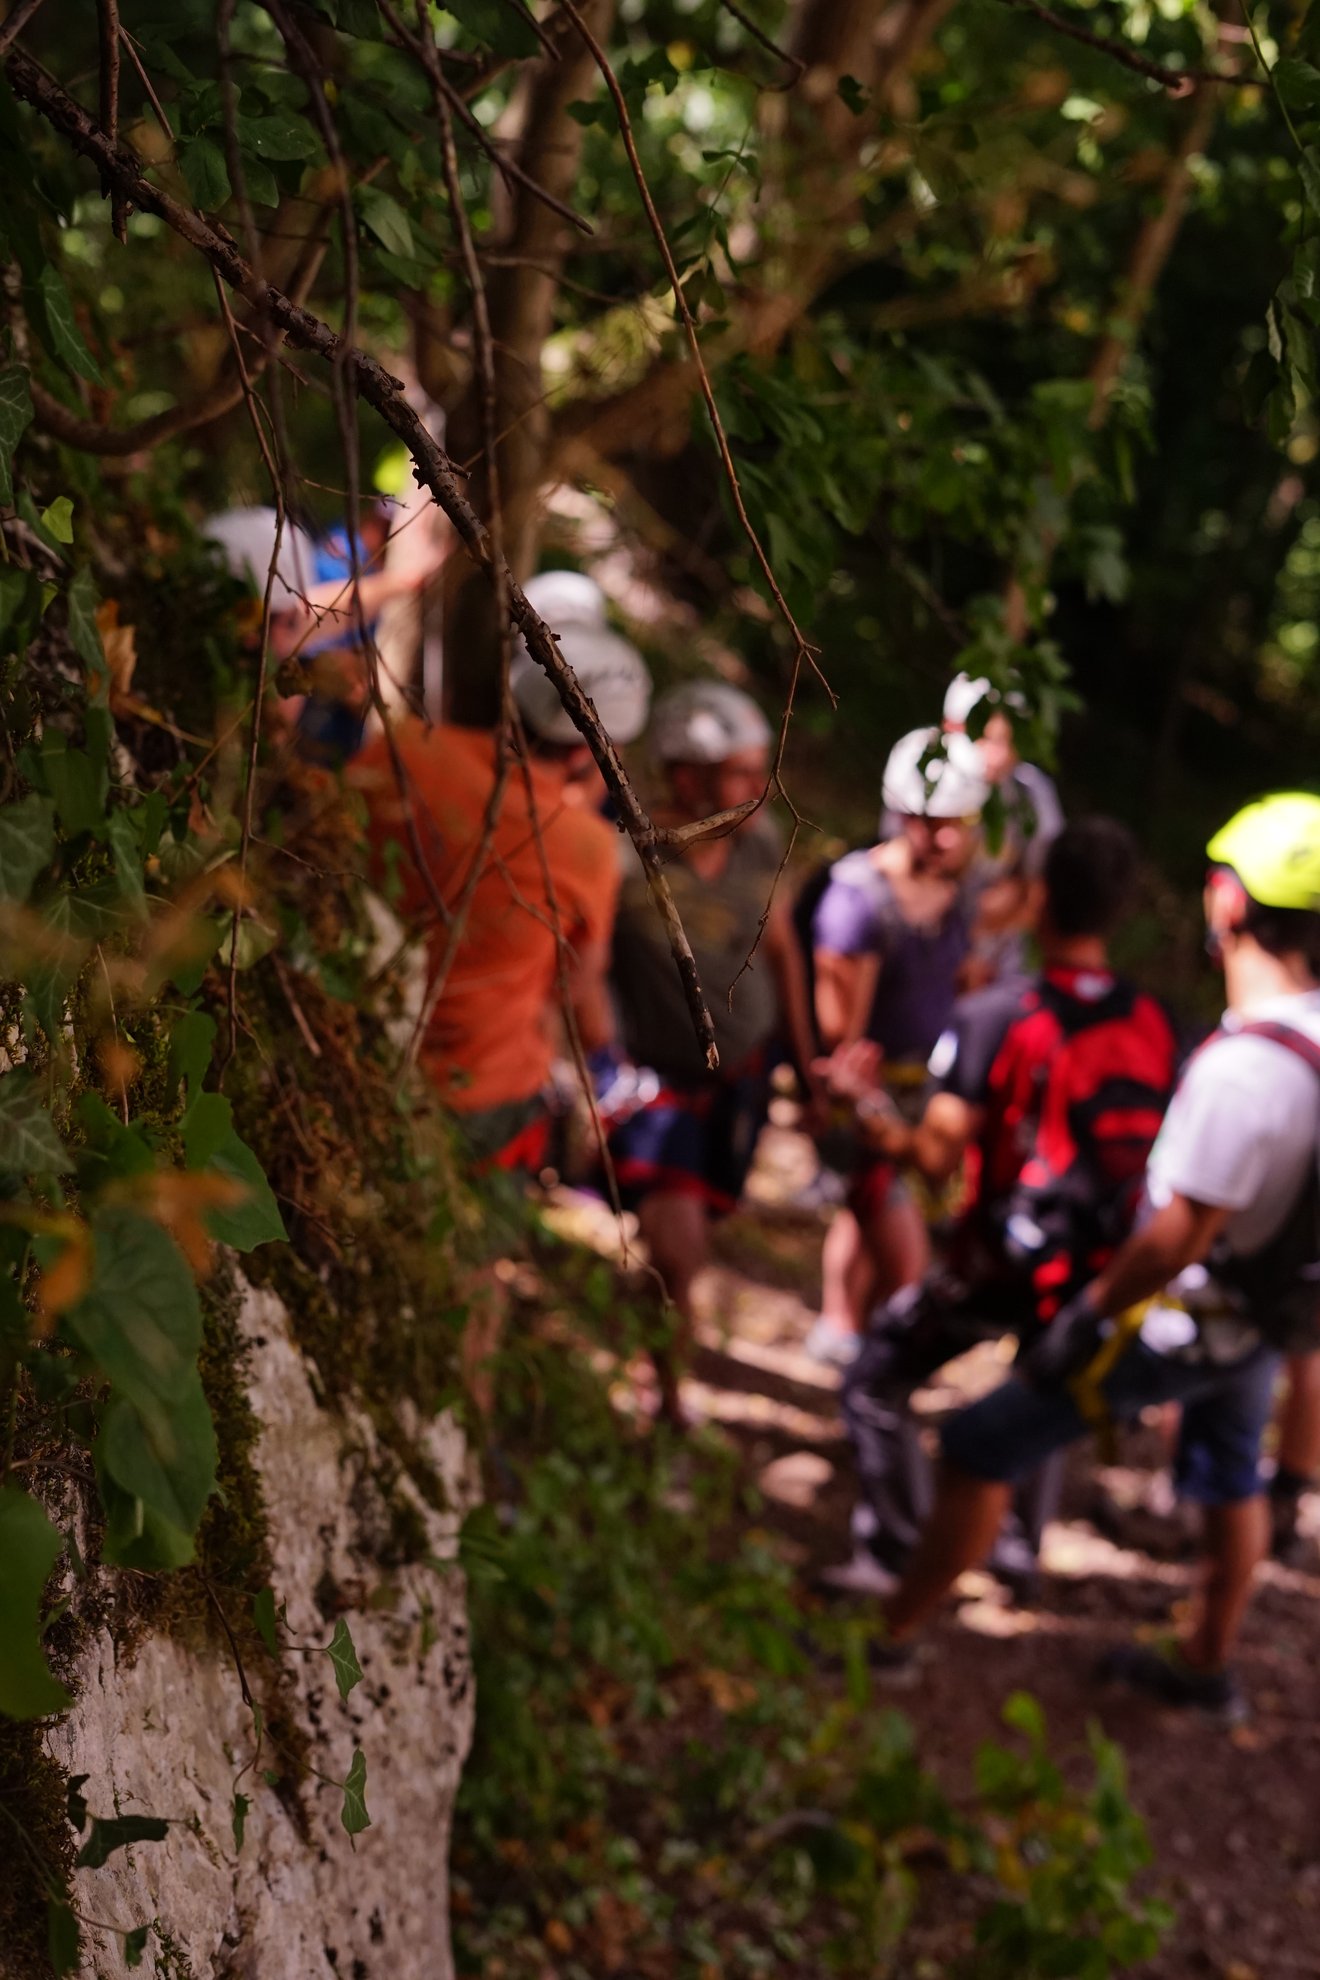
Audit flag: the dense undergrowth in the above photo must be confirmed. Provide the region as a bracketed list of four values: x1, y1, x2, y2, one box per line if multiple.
[451, 1251, 1172, 1979]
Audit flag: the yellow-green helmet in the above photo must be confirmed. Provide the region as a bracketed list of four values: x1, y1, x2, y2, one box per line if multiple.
[1206, 792, 1320, 910]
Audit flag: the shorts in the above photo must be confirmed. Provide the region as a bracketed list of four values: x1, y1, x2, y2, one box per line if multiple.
[607, 1064, 771, 1216]
[943, 1339, 1281, 1508]
[459, 1094, 551, 1176]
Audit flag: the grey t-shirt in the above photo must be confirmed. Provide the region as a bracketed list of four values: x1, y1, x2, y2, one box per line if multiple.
[611, 822, 783, 1082]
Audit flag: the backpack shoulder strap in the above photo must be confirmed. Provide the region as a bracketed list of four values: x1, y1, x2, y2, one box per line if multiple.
[1234, 1019, 1320, 1080]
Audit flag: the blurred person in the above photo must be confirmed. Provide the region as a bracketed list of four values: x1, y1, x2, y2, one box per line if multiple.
[349, 618, 650, 1171]
[817, 820, 1175, 1598]
[205, 499, 445, 765]
[943, 672, 1063, 983]
[606, 681, 818, 1424]
[874, 793, 1320, 1721]
[805, 727, 990, 1368]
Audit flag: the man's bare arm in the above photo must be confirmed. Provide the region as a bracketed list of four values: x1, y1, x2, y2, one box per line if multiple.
[1088, 1195, 1233, 1317]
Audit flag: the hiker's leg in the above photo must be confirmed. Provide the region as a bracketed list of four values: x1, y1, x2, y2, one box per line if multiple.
[819, 1206, 877, 1336]
[1174, 1347, 1280, 1668]
[1186, 1497, 1270, 1670]
[883, 1467, 1013, 1640]
[1278, 1348, 1320, 1479]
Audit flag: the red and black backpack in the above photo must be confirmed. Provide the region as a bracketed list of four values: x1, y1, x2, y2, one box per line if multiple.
[977, 974, 1178, 1322]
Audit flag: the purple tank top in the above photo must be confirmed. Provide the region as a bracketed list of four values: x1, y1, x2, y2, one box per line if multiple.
[812, 850, 972, 1065]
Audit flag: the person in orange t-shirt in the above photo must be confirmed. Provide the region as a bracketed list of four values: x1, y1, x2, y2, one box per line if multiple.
[351, 580, 651, 1169]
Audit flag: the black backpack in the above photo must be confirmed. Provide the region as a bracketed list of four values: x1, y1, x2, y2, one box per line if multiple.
[1209, 1021, 1320, 1352]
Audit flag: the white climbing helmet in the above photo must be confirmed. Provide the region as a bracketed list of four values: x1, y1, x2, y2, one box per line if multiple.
[651, 681, 773, 764]
[203, 506, 316, 613]
[523, 568, 609, 629]
[943, 671, 1027, 730]
[882, 726, 990, 821]
[511, 623, 652, 747]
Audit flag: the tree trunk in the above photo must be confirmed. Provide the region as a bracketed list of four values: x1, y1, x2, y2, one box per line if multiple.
[442, 0, 616, 726]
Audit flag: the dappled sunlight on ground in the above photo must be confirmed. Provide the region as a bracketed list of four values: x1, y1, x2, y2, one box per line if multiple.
[540, 1114, 1320, 1979]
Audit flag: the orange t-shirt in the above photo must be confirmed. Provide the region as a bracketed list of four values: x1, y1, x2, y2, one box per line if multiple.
[351, 722, 619, 1113]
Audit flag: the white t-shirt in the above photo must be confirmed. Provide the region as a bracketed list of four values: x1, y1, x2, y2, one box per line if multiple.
[1146, 988, 1320, 1256]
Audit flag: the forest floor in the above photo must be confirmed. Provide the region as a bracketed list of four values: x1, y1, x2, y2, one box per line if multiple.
[548, 1114, 1320, 1980]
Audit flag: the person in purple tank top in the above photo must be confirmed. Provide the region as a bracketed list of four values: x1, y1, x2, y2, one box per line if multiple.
[806, 729, 990, 1367]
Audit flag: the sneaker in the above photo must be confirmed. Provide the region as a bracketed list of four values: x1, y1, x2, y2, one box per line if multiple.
[988, 1528, 1041, 1607]
[803, 1317, 863, 1369]
[817, 1550, 901, 1599]
[1095, 1643, 1248, 1725]
[1270, 1481, 1309, 1566]
[867, 1637, 925, 1688]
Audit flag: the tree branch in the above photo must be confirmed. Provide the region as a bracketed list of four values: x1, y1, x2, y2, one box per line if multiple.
[0, 0, 48, 58]
[999, 0, 1247, 92]
[5, 43, 721, 1067]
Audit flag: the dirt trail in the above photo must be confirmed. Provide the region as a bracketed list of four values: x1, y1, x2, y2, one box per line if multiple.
[554, 1118, 1320, 1980]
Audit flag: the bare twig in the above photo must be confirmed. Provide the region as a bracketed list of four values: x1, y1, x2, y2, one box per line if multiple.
[717, 0, 804, 89]
[0, 0, 47, 57]
[399, 37, 517, 1080]
[1000, 0, 1245, 91]
[376, 0, 593, 236]
[95, 0, 128, 241]
[7, 44, 720, 1067]
[558, 0, 831, 708]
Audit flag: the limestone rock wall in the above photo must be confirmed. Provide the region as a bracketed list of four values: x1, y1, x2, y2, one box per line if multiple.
[36, 1281, 475, 1980]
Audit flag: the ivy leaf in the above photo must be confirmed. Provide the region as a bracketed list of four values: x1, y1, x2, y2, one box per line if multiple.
[0, 1071, 68, 1176]
[66, 1774, 90, 1831]
[109, 811, 147, 915]
[329, 0, 384, 37]
[66, 566, 107, 683]
[0, 362, 33, 505]
[179, 134, 231, 208]
[47, 1900, 80, 1977]
[169, 1010, 217, 1103]
[340, 1747, 371, 1837]
[1274, 56, 1320, 107]
[252, 1586, 280, 1657]
[326, 1618, 363, 1701]
[0, 792, 56, 901]
[1299, 147, 1320, 219]
[184, 1101, 287, 1250]
[0, 1487, 72, 1718]
[242, 155, 281, 208]
[36, 266, 103, 384]
[98, 1378, 218, 1543]
[182, 1090, 234, 1167]
[124, 1924, 150, 1968]
[63, 1208, 203, 1409]
[76, 1811, 170, 1869]
[235, 112, 320, 160]
[232, 1792, 251, 1854]
[40, 731, 108, 839]
[355, 186, 413, 259]
[837, 74, 869, 116]
[446, 0, 541, 56]
[40, 497, 74, 545]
